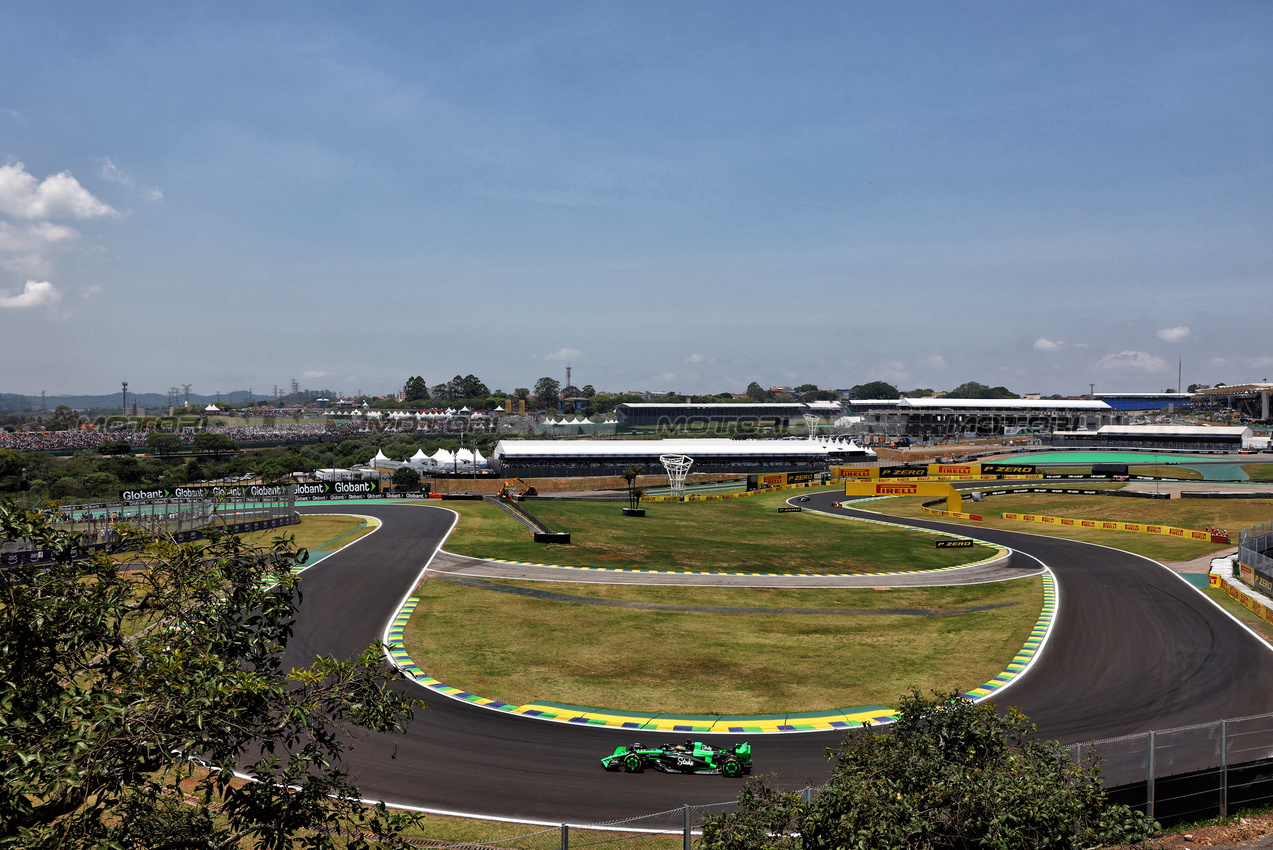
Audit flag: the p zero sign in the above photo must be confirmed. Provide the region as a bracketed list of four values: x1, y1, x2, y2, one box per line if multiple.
[981, 464, 1038, 476]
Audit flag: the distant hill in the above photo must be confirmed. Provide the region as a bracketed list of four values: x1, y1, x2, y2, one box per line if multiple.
[0, 391, 264, 412]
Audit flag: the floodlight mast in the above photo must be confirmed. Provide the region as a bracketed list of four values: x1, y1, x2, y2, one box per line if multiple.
[659, 454, 694, 499]
[803, 413, 820, 437]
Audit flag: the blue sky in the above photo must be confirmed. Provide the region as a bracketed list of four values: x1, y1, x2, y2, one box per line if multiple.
[2, 2, 1270, 398]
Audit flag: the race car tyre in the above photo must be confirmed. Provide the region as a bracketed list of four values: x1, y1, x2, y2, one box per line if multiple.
[721, 757, 742, 778]
[623, 754, 643, 773]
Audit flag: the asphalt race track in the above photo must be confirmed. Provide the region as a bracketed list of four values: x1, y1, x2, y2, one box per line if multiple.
[288, 498, 1273, 822]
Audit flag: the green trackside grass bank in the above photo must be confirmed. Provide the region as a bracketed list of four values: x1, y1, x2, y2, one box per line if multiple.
[873, 492, 1272, 561]
[1245, 464, 1273, 482]
[439, 489, 995, 574]
[1204, 586, 1273, 645]
[402, 577, 1044, 715]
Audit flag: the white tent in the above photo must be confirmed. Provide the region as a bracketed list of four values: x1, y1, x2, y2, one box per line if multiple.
[472, 448, 488, 468]
[408, 449, 435, 469]
[368, 449, 405, 470]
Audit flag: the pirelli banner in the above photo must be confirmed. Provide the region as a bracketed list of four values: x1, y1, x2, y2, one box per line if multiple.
[1001, 512, 1212, 542]
[831, 466, 878, 479]
[1220, 575, 1273, 626]
[757, 471, 818, 487]
[844, 481, 961, 513]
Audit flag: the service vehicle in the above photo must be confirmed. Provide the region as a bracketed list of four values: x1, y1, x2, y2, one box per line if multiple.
[601, 740, 751, 777]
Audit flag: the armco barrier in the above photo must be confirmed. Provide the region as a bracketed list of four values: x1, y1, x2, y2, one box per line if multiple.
[1000, 512, 1218, 543]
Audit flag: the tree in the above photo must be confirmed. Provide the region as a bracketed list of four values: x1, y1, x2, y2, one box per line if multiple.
[580, 385, 596, 398]
[622, 464, 643, 510]
[0, 500, 423, 848]
[46, 405, 80, 432]
[701, 689, 1157, 850]
[403, 375, 429, 403]
[946, 381, 1019, 400]
[849, 381, 899, 400]
[145, 432, 182, 457]
[97, 439, 132, 455]
[436, 374, 489, 400]
[192, 432, 238, 456]
[533, 377, 561, 408]
[745, 381, 769, 402]
[513, 387, 530, 402]
[392, 465, 421, 492]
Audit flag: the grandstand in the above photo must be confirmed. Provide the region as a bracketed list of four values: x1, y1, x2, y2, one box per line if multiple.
[859, 398, 1120, 439]
[614, 401, 842, 431]
[1053, 424, 1256, 452]
[491, 437, 872, 478]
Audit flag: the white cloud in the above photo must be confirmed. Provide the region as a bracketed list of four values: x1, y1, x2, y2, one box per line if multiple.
[917, 355, 947, 370]
[0, 161, 116, 219]
[1245, 355, 1273, 369]
[0, 221, 79, 274]
[1156, 326, 1191, 342]
[684, 353, 707, 364]
[543, 347, 582, 362]
[302, 370, 330, 379]
[1034, 337, 1062, 351]
[1211, 357, 1228, 366]
[0, 280, 61, 309]
[101, 158, 163, 201]
[1096, 350, 1168, 372]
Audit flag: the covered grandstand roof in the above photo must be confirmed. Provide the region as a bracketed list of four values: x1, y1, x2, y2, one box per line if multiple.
[899, 398, 1110, 411]
[1063, 425, 1253, 437]
[492, 438, 873, 461]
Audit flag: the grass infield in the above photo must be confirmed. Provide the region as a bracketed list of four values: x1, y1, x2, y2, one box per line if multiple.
[402, 577, 1044, 715]
[236, 513, 378, 557]
[1244, 463, 1273, 482]
[870, 492, 1268, 561]
[439, 489, 995, 574]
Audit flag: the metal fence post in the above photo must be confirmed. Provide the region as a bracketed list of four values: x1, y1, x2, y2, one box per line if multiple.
[1221, 720, 1228, 818]
[1147, 731, 1155, 821]
[684, 804, 691, 850]
[560, 824, 568, 850]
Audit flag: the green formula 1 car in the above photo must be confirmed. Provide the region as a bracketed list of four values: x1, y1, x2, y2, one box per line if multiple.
[601, 740, 751, 777]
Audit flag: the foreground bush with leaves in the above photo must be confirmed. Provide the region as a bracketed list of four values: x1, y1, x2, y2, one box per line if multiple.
[0, 500, 423, 849]
[701, 689, 1158, 850]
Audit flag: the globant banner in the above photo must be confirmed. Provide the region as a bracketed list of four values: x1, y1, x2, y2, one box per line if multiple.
[119, 481, 381, 503]
[291, 481, 380, 499]
[120, 484, 295, 503]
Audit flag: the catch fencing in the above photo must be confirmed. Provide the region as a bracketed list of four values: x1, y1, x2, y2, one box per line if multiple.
[399, 795, 820, 850]
[1240, 520, 1273, 578]
[403, 711, 1273, 850]
[1070, 711, 1273, 827]
[1, 492, 297, 564]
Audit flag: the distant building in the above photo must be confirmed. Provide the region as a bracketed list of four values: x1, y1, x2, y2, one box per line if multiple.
[615, 401, 842, 431]
[1053, 424, 1253, 452]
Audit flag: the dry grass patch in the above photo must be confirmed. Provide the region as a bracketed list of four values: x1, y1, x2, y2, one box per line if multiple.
[870, 493, 1271, 561]
[403, 577, 1043, 715]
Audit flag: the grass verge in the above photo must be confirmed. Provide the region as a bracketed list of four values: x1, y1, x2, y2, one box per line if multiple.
[402, 576, 1043, 714]
[1244, 463, 1273, 482]
[440, 489, 997, 574]
[868, 493, 1268, 561]
[1205, 585, 1273, 644]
